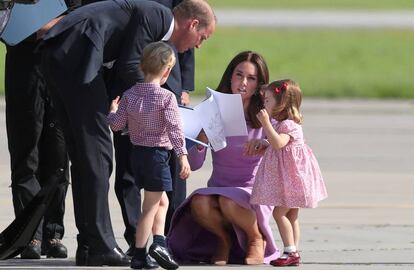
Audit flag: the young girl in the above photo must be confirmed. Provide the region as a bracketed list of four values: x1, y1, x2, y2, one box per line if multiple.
[108, 41, 190, 270]
[250, 79, 327, 267]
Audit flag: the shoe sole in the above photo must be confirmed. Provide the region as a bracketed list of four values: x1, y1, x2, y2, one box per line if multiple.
[149, 249, 179, 270]
[20, 255, 41, 259]
[20, 251, 41, 260]
[86, 261, 130, 267]
[145, 264, 159, 269]
[86, 257, 130, 266]
[46, 254, 68, 258]
[130, 263, 158, 270]
[270, 261, 300, 267]
[270, 263, 300, 267]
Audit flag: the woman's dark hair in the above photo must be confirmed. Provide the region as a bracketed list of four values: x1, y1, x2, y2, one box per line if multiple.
[216, 51, 269, 128]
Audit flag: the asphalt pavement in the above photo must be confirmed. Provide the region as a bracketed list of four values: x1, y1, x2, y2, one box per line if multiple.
[0, 97, 413, 270]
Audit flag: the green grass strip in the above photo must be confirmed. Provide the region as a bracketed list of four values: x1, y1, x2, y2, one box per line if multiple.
[209, 0, 414, 10]
[195, 28, 414, 99]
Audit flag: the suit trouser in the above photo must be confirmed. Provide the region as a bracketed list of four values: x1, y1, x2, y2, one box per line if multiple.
[113, 132, 139, 246]
[113, 133, 187, 245]
[41, 48, 118, 252]
[5, 41, 69, 241]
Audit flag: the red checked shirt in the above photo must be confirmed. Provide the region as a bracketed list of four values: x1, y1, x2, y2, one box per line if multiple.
[108, 82, 187, 157]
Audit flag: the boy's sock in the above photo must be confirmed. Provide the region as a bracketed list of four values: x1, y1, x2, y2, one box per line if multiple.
[280, 246, 297, 258]
[153, 235, 166, 248]
[133, 247, 146, 261]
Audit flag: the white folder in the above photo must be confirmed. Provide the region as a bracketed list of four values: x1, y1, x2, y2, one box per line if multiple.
[1, 0, 67, 45]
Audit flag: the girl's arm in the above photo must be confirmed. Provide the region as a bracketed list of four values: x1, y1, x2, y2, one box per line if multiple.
[256, 109, 290, 150]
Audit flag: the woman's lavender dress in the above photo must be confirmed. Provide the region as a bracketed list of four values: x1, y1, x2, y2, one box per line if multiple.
[167, 126, 279, 264]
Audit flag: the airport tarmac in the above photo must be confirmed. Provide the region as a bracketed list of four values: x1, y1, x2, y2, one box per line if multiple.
[0, 98, 413, 269]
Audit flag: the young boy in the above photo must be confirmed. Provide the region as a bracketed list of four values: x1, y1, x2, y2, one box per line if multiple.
[108, 41, 190, 270]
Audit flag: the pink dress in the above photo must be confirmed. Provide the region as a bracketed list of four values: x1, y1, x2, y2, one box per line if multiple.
[250, 120, 327, 208]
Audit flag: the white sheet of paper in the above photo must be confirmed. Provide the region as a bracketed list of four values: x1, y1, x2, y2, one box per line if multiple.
[1, 0, 67, 45]
[206, 87, 248, 137]
[178, 106, 202, 140]
[194, 95, 227, 151]
[178, 88, 248, 152]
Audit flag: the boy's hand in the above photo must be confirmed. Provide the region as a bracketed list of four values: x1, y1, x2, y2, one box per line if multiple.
[178, 155, 191, 179]
[110, 96, 120, 113]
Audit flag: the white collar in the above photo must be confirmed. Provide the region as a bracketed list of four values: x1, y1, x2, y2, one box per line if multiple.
[162, 17, 174, 41]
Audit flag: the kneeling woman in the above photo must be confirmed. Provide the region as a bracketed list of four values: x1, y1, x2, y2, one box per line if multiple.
[167, 51, 279, 265]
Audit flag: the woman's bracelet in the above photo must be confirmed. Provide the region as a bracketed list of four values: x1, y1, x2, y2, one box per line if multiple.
[262, 139, 270, 147]
[254, 139, 269, 150]
[196, 144, 205, 151]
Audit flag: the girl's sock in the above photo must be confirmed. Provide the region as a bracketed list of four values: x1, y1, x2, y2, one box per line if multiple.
[153, 235, 166, 247]
[280, 246, 297, 258]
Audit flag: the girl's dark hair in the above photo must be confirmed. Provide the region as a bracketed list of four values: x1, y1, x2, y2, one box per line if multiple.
[216, 51, 269, 128]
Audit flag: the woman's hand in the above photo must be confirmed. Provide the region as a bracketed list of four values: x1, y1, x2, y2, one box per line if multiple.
[196, 129, 209, 150]
[243, 139, 269, 156]
[110, 96, 120, 113]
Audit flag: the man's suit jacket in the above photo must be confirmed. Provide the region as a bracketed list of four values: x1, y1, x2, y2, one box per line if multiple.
[42, 0, 173, 88]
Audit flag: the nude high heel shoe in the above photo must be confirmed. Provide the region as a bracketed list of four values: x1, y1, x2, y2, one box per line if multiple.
[211, 236, 231, 265]
[244, 237, 265, 265]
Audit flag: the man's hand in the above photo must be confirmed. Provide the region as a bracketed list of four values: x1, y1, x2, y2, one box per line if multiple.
[36, 15, 64, 39]
[181, 91, 190, 106]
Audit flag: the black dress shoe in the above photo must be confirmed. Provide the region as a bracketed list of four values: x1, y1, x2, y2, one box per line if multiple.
[131, 253, 159, 269]
[42, 239, 67, 258]
[87, 247, 130, 266]
[75, 245, 88, 266]
[145, 254, 159, 269]
[20, 239, 41, 259]
[75, 235, 89, 266]
[149, 243, 178, 270]
[126, 245, 134, 258]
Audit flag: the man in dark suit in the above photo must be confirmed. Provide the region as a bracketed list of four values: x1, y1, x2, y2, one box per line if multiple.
[111, 0, 196, 255]
[1, 0, 92, 260]
[5, 34, 69, 260]
[40, 0, 215, 266]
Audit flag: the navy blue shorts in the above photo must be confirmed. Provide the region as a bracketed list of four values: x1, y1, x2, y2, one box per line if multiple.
[131, 145, 173, 192]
